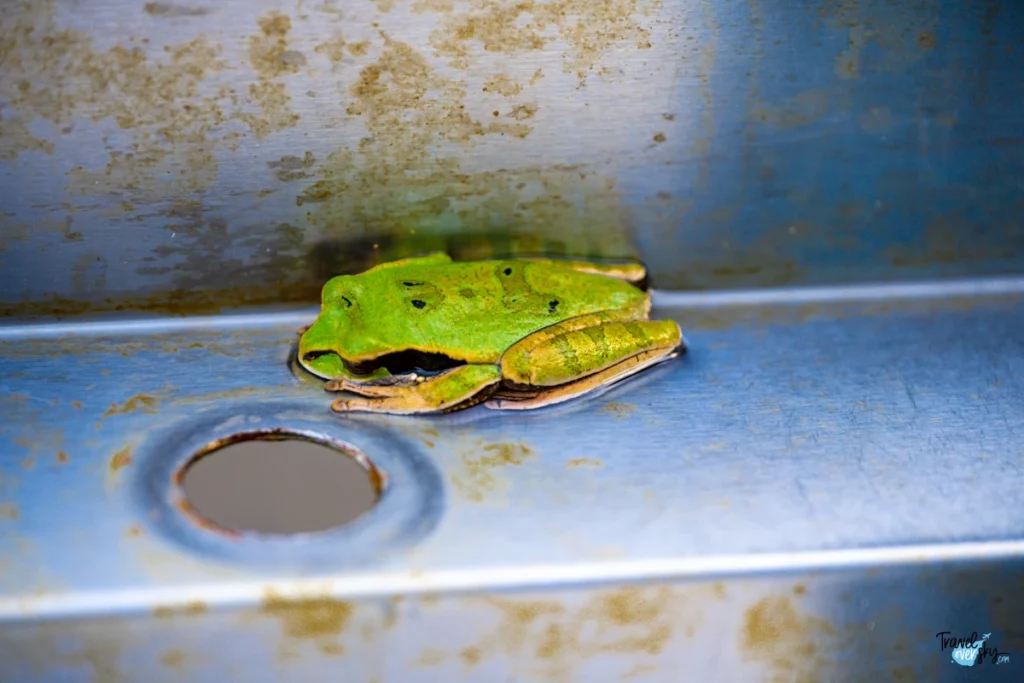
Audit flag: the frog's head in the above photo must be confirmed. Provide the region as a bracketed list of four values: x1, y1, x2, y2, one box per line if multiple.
[297, 276, 375, 380]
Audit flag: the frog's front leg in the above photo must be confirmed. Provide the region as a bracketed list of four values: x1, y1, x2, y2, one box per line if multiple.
[488, 318, 684, 410]
[324, 373, 424, 397]
[331, 364, 502, 415]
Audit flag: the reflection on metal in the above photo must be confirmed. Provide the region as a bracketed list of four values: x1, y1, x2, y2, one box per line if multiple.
[3, 277, 1024, 679]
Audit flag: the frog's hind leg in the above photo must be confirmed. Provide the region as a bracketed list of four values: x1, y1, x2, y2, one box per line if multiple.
[517, 257, 648, 287]
[331, 364, 502, 415]
[487, 319, 684, 411]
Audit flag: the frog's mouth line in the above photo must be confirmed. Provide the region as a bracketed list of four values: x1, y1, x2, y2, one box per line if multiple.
[302, 349, 467, 378]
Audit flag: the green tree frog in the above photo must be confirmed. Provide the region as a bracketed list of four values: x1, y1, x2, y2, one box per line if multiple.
[297, 252, 686, 414]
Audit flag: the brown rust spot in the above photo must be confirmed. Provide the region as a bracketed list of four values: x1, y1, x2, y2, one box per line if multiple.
[792, 584, 806, 596]
[153, 601, 209, 618]
[71, 401, 83, 409]
[160, 648, 187, 672]
[652, 132, 666, 143]
[109, 446, 134, 473]
[126, 524, 144, 538]
[173, 497, 244, 538]
[56, 450, 69, 464]
[102, 394, 159, 418]
[449, 441, 536, 502]
[144, 2, 210, 16]
[267, 152, 316, 182]
[602, 401, 635, 418]
[420, 0, 654, 84]
[242, 12, 302, 138]
[462, 585, 690, 670]
[740, 596, 837, 682]
[261, 590, 354, 639]
[459, 645, 482, 666]
[0, 503, 19, 520]
[566, 457, 602, 469]
[482, 73, 522, 96]
[314, 34, 348, 65]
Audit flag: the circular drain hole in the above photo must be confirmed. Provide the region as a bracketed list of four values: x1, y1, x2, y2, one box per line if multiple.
[176, 431, 383, 536]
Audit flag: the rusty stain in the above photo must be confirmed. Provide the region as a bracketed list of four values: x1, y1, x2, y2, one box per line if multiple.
[108, 446, 134, 474]
[314, 34, 348, 65]
[449, 441, 536, 502]
[261, 590, 354, 647]
[603, 401, 635, 418]
[0, 0, 239, 203]
[102, 394, 159, 418]
[126, 524, 144, 538]
[419, 0, 654, 84]
[508, 103, 538, 121]
[153, 601, 209, 618]
[459, 645, 482, 665]
[566, 457, 603, 469]
[739, 596, 837, 682]
[793, 584, 806, 596]
[268, 152, 316, 181]
[0, 503, 19, 520]
[71, 401, 83, 409]
[824, 3, 938, 80]
[173, 497, 245, 538]
[144, 2, 210, 17]
[455, 585, 689, 677]
[296, 26, 638, 275]
[712, 582, 727, 599]
[160, 648, 186, 672]
[652, 132, 666, 143]
[56, 450, 69, 464]
[483, 73, 522, 96]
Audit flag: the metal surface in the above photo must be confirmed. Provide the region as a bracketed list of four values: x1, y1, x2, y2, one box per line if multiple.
[3, 0, 1024, 318]
[3, 279, 1024, 680]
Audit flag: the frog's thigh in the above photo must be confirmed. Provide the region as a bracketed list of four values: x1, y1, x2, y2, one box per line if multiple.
[332, 364, 502, 415]
[487, 343, 680, 410]
[519, 257, 647, 285]
[500, 319, 683, 387]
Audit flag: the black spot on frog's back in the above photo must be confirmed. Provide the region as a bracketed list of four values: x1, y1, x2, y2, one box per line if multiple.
[548, 299, 559, 313]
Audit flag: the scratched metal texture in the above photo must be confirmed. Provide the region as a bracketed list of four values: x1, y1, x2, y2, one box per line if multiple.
[3, 280, 1024, 680]
[2, 0, 1024, 319]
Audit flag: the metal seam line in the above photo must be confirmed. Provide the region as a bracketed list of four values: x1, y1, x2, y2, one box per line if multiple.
[2, 274, 1024, 340]
[4, 539, 1024, 620]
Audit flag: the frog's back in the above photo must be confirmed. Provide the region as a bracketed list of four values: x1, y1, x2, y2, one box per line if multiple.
[349, 259, 647, 364]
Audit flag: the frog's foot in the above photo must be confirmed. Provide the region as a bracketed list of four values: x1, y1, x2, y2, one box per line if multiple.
[332, 364, 502, 415]
[324, 373, 424, 396]
[487, 319, 684, 411]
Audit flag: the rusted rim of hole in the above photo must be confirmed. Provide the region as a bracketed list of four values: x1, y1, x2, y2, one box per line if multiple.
[171, 428, 386, 539]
